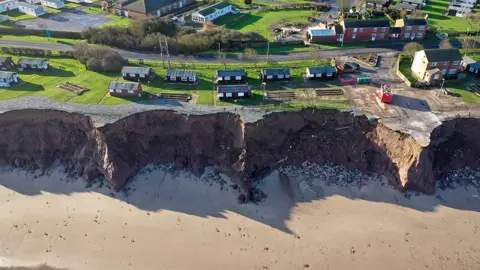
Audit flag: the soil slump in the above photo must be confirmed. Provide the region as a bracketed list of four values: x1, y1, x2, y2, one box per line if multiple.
[0, 109, 477, 195]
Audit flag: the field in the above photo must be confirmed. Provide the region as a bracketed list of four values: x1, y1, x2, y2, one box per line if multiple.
[421, 0, 479, 33]
[83, 6, 133, 28]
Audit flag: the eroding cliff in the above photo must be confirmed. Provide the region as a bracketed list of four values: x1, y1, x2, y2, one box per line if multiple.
[0, 109, 477, 195]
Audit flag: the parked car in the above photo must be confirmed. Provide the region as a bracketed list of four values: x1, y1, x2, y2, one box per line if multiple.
[232, 8, 240, 14]
[436, 32, 448, 40]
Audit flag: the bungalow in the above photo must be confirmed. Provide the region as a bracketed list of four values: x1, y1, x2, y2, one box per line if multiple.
[394, 2, 416, 12]
[306, 25, 343, 44]
[0, 56, 15, 70]
[108, 81, 142, 97]
[17, 58, 49, 70]
[411, 48, 463, 82]
[341, 20, 390, 42]
[165, 69, 197, 84]
[0, 71, 19, 87]
[116, 0, 195, 19]
[18, 2, 46, 17]
[261, 68, 291, 81]
[121, 66, 156, 81]
[217, 85, 251, 99]
[0, 0, 18, 13]
[40, 0, 64, 9]
[215, 69, 247, 84]
[306, 66, 338, 80]
[191, 2, 232, 23]
[394, 18, 428, 40]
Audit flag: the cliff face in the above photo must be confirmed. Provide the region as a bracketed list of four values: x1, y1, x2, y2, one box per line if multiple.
[0, 109, 477, 195]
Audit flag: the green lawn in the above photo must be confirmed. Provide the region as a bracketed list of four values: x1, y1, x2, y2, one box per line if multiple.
[398, 56, 418, 84]
[446, 84, 480, 103]
[82, 5, 133, 28]
[1, 10, 36, 22]
[422, 0, 479, 33]
[0, 35, 82, 45]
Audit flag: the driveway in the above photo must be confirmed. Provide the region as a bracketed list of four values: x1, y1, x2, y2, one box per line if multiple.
[15, 9, 113, 32]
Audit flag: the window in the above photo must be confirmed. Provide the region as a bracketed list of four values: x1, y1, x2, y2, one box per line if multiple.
[266, 75, 273, 79]
[235, 76, 241, 80]
[452, 61, 459, 65]
[417, 33, 422, 38]
[406, 26, 412, 30]
[181, 77, 187, 81]
[238, 92, 245, 97]
[404, 33, 410, 37]
[189, 77, 195, 81]
[226, 93, 232, 97]
[353, 28, 358, 32]
[441, 69, 447, 74]
[109, 89, 114, 93]
[430, 62, 436, 67]
[218, 93, 224, 98]
[308, 73, 314, 78]
[359, 28, 363, 32]
[382, 27, 386, 32]
[171, 76, 176, 81]
[217, 77, 223, 81]
[140, 74, 145, 78]
[433, 74, 439, 79]
[352, 34, 356, 39]
[444, 62, 448, 65]
[285, 74, 290, 78]
[470, 67, 474, 72]
[373, 27, 377, 32]
[225, 76, 230, 80]
[127, 90, 134, 94]
[419, 26, 425, 30]
[380, 33, 384, 38]
[326, 73, 332, 77]
[448, 69, 457, 74]
[278, 74, 285, 79]
[129, 73, 134, 77]
[116, 89, 122, 93]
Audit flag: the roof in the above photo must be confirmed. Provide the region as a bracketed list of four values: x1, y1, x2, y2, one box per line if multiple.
[333, 24, 344, 34]
[123, 0, 176, 14]
[0, 71, 16, 79]
[108, 81, 140, 90]
[426, 68, 441, 74]
[462, 56, 476, 65]
[17, 58, 47, 65]
[402, 18, 428, 26]
[18, 2, 43, 9]
[394, 3, 416, 9]
[216, 69, 246, 77]
[390, 27, 402, 34]
[166, 69, 197, 78]
[0, 0, 18, 4]
[403, 0, 423, 4]
[468, 62, 480, 69]
[217, 85, 250, 93]
[423, 49, 463, 62]
[0, 56, 12, 63]
[196, 2, 231, 17]
[307, 66, 337, 74]
[343, 19, 390, 29]
[41, 0, 62, 4]
[262, 68, 291, 76]
[121, 66, 152, 75]
[308, 27, 336, 37]
[366, 0, 388, 4]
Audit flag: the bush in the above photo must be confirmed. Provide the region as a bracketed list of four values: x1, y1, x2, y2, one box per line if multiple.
[86, 58, 102, 71]
[244, 0, 252, 4]
[101, 52, 127, 72]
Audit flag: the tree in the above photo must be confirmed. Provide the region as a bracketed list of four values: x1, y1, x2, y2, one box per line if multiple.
[86, 58, 102, 72]
[216, 52, 228, 70]
[244, 48, 259, 71]
[244, 0, 252, 4]
[463, 39, 474, 55]
[101, 52, 127, 72]
[188, 55, 197, 70]
[440, 39, 453, 49]
[403, 42, 424, 60]
[309, 45, 321, 64]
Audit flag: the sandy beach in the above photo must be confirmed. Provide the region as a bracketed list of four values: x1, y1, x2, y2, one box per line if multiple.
[0, 165, 479, 270]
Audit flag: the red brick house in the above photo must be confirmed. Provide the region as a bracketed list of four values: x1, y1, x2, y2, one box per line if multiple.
[341, 20, 391, 42]
[394, 18, 428, 40]
[115, 0, 194, 19]
[411, 49, 463, 82]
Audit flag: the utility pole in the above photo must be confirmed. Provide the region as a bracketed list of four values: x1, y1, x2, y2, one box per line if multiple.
[266, 41, 270, 62]
[164, 37, 171, 69]
[217, 42, 221, 54]
[158, 35, 165, 68]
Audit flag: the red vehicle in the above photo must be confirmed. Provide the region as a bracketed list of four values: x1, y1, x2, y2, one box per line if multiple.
[379, 84, 393, 104]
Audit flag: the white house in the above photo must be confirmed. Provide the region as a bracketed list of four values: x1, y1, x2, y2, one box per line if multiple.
[0, 71, 19, 87]
[191, 1, 232, 23]
[0, 0, 18, 13]
[40, 0, 64, 9]
[18, 2, 45, 16]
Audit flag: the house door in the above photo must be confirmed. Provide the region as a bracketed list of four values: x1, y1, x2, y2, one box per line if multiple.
[179, 1, 183, 8]
[371, 34, 376, 41]
[124, 11, 129, 17]
[157, 10, 161, 16]
[411, 33, 415, 40]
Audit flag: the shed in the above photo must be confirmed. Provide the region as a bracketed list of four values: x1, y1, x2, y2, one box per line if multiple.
[461, 55, 476, 68]
[261, 68, 291, 81]
[306, 66, 337, 79]
[0, 56, 15, 70]
[108, 81, 142, 97]
[0, 71, 19, 87]
[424, 68, 443, 84]
[215, 69, 247, 84]
[217, 85, 251, 99]
[121, 66, 155, 81]
[165, 69, 197, 84]
[17, 58, 49, 70]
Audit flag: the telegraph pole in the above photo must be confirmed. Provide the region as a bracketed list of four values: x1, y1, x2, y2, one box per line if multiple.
[158, 35, 165, 68]
[267, 41, 270, 62]
[164, 37, 171, 69]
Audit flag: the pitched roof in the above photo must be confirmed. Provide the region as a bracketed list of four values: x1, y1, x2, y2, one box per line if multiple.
[403, 0, 423, 4]
[403, 18, 428, 26]
[123, 0, 177, 14]
[307, 66, 337, 74]
[18, 2, 43, 9]
[423, 49, 463, 62]
[394, 2, 416, 9]
[167, 69, 197, 78]
[343, 19, 390, 29]
[262, 68, 290, 76]
[17, 58, 47, 66]
[366, 0, 388, 4]
[426, 68, 441, 74]
[217, 85, 250, 93]
[108, 81, 140, 90]
[308, 27, 336, 37]
[462, 55, 476, 65]
[0, 71, 16, 79]
[41, 0, 63, 4]
[197, 2, 231, 17]
[121, 66, 152, 75]
[468, 62, 480, 69]
[216, 69, 246, 77]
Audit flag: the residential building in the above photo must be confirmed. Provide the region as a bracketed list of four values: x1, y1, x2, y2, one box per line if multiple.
[215, 69, 247, 84]
[0, 0, 18, 13]
[461, 56, 480, 75]
[0, 56, 15, 70]
[305, 25, 343, 44]
[121, 66, 156, 81]
[217, 85, 251, 99]
[191, 2, 232, 23]
[411, 49, 463, 83]
[116, 0, 194, 19]
[447, 5, 472, 17]
[17, 58, 49, 70]
[108, 82, 142, 97]
[305, 66, 337, 80]
[0, 71, 19, 87]
[261, 68, 291, 81]
[341, 20, 390, 42]
[403, 0, 424, 6]
[394, 18, 427, 40]
[40, 0, 64, 9]
[394, 2, 416, 12]
[26, 0, 41, 4]
[18, 2, 45, 16]
[165, 69, 197, 84]
[365, 0, 389, 9]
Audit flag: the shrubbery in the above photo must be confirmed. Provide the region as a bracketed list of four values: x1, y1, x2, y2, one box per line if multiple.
[74, 42, 127, 72]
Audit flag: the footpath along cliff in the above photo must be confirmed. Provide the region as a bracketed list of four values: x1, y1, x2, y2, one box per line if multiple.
[0, 109, 478, 197]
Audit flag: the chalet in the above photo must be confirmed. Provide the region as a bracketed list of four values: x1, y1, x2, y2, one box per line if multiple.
[191, 2, 232, 23]
[0, 0, 18, 13]
[217, 85, 251, 99]
[121, 66, 155, 81]
[0, 71, 19, 87]
[305, 66, 337, 80]
[215, 69, 247, 84]
[115, 0, 194, 19]
[261, 68, 291, 81]
[447, 5, 472, 17]
[17, 58, 49, 70]
[306, 25, 343, 44]
[165, 69, 197, 84]
[411, 49, 463, 82]
[0, 56, 15, 70]
[18, 2, 45, 16]
[40, 0, 64, 9]
[394, 18, 428, 40]
[341, 20, 390, 42]
[394, 2, 416, 12]
[108, 81, 142, 97]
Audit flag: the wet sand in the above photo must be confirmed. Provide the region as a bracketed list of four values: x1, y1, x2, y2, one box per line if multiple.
[0, 166, 479, 270]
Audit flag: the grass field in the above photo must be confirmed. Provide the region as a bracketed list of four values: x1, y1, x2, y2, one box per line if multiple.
[0, 34, 82, 45]
[82, 6, 133, 28]
[422, 0, 479, 33]
[398, 56, 419, 84]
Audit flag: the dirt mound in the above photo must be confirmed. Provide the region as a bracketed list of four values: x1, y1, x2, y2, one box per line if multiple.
[0, 109, 477, 196]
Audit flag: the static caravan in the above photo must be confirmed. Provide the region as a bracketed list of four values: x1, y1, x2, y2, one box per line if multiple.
[0, 71, 19, 87]
[217, 85, 251, 99]
[261, 68, 291, 81]
[40, 0, 64, 9]
[0, 0, 18, 13]
[0, 56, 15, 70]
[306, 66, 337, 80]
[215, 69, 247, 84]
[121, 66, 156, 81]
[18, 2, 45, 17]
[108, 81, 142, 97]
[165, 69, 197, 84]
[17, 58, 49, 70]
[26, 0, 41, 4]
